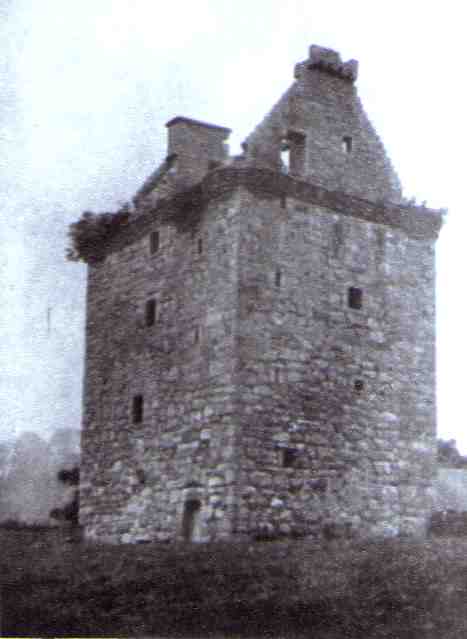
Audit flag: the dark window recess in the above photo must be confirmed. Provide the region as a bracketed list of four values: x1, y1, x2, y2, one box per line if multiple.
[348, 287, 363, 310]
[280, 195, 287, 209]
[354, 379, 364, 392]
[342, 136, 353, 153]
[132, 395, 144, 424]
[285, 130, 306, 175]
[136, 468, 146, 485]
[275, 269, 282, 288]
[150, 231, 160, 254]
[194, 326, 200, 344]
[182, 499, 201, 541]
[198, 238, 203, 254]
[145, 299, 157, 327]
[282, 448, 299, 468]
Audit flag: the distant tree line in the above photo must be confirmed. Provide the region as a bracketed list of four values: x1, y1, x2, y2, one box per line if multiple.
[438, 438, 467, 468]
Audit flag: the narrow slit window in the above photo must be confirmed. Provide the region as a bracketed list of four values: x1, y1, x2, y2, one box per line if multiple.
[193, 326, 200, 344]
[145, 299, 157, 327]
[348, 287, 363, 310]
[198, 238, 203, 255]
[150, 231, 160, 255]
[275, 269, 282, 288]
[342, 136, 353, 154]
[286, 130, 306, 175]
[280, 142, 290, 174]
[132, 395, 144, 424]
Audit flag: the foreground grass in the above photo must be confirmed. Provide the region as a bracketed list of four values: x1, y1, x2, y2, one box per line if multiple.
[2, 528, 467, 637]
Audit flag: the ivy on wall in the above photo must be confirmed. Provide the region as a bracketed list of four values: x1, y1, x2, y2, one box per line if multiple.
[66, 206, 130, 263]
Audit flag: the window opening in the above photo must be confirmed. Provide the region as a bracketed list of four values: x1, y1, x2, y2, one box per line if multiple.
[348, 287, 363, 310]
[150, 231, 160, 255]
[285, 130, 306, 175]
[282, 448, 298, 468]
[136, 468, 146, 485]
[354, 379, 364, 392]
[280, 141, 290, 174]
[342, 136, 353, 154]
[132, 395, 144, 424]
[275, 269, 282, 288]
[182, 499, 202, 542]
[194, 326, 200, 344]
[145, 299, 157, 327]
[198, 238, 203, 255]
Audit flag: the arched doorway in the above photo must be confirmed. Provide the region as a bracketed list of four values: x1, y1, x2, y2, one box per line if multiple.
[181, 498, 202, 541]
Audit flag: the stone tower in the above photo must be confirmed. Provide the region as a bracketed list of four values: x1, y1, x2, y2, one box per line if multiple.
[78, 45, 443, 543]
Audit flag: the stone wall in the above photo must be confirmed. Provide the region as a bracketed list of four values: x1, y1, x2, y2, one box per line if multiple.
[80, 190, 244, 542]
[79, 44, 443, 543]
[244, 45, 402, 204]
[233, 190, 437, 538]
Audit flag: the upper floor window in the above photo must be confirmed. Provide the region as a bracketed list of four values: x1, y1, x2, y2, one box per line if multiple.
[275, 269, 282, 289]
[132, 394, 144, 424]
[149, 230, 160, 255]
[342, 136, 353, 154]
[348, 286, 363, 310]
[281, 130, 306, 176]
[145, 298, 157, 327]
[282, 447, 299, 468]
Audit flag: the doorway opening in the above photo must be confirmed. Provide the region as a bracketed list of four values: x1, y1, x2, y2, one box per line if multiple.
[181, 498, 202, 541]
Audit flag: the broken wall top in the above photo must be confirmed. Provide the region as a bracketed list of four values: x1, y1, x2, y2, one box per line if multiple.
[243, 45, 403, 204]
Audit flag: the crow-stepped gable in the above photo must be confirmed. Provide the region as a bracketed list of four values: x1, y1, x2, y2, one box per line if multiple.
[78, 45, 444, 543]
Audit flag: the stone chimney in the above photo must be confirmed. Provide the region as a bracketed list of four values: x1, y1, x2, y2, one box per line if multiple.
[165, 116, 231, 189]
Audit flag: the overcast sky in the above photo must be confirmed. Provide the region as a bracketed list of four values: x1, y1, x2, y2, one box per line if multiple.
[1, 1, 466, 449]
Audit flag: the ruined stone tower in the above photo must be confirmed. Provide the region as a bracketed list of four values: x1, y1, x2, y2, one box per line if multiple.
[78, 45, 443, 543]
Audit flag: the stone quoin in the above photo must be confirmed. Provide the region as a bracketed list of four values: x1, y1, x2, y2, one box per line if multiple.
[77, 45, 444, 543]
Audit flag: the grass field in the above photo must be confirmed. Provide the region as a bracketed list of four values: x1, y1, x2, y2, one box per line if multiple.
[2, 526, 467, 637]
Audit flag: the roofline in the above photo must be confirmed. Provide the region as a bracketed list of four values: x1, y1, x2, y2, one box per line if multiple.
[165, 116, 231, 134]
[80, 168, 444, 264]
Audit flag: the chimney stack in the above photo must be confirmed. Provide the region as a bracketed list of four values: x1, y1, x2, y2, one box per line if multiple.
[165, 117, 231, 188]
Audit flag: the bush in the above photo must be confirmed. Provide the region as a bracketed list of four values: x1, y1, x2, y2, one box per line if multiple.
[67, 207, 130, 263]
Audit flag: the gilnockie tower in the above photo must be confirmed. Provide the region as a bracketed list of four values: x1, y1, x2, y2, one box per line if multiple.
[77, 45, 443, 543]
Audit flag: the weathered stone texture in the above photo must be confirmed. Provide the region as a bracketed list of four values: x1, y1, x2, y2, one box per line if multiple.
[245, 45, 402, 204]
[78, 44, 443, 543]
[234, 192, 437, 539]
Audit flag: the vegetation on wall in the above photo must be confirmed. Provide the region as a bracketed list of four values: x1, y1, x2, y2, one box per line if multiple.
[66, 206, 130, 263]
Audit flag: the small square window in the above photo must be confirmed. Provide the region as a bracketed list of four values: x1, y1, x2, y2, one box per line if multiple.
[132, 395, 144, 424]
[354, 379, 364, 392]
[150, 231, 160, 255]
[348, 287, 363, 310]
[282, 448, 298, 468]
[145, 299, 157, 327]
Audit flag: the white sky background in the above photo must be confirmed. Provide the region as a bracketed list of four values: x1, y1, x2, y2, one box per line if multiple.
[1, 1, 465, 449]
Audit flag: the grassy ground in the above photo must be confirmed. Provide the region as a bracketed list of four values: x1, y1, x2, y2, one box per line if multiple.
[2, 526, 467, 637]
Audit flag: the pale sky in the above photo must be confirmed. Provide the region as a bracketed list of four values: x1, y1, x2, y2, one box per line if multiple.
[1, 1, 466, 449]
